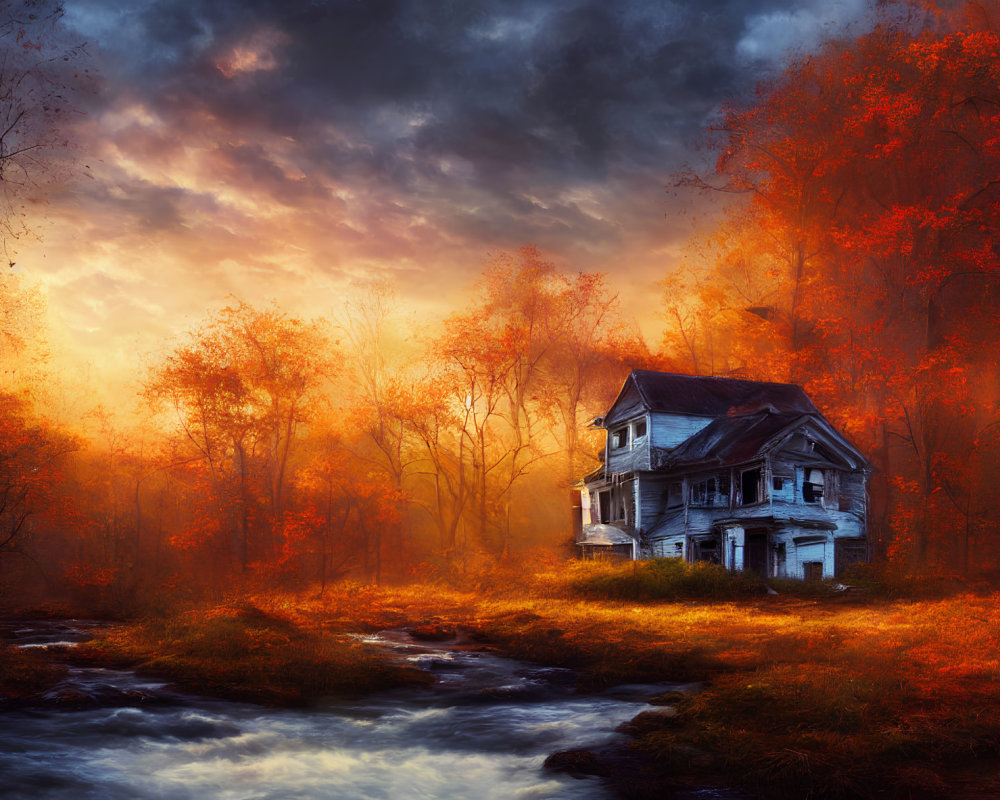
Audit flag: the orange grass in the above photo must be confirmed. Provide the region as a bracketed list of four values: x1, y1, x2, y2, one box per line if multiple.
[0, 643, 66, 701]
[257, 574, 1000, 798]
[77, 602, 432, 705]
[75, 565, 1000, 797]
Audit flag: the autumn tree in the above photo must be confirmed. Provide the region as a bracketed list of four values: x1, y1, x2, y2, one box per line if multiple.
[0, 392, 76, 582]
[0, 0, 92, 249]
[144, 301, 333, 575]
[336, 282, 425, 569]
[431, 247, 643, 560]
[677, 0, 1000, 571]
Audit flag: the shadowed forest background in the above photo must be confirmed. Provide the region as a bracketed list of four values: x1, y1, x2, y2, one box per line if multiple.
[3, 0, 1000, 612]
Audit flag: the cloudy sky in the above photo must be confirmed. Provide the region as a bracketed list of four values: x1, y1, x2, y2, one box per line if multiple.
[16, 0, 872, 396]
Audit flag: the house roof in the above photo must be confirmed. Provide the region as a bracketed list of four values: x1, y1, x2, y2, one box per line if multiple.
[578, 524, 636, 546]
[604, 369, 818, 426]
[655, 412, 804, 469]
[652, 410, 871, 472]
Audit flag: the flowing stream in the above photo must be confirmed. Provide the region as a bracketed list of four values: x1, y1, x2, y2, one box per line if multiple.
[0, 620, 704, 800]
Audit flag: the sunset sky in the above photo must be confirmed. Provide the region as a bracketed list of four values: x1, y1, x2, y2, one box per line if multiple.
[17, 0, 872, 398]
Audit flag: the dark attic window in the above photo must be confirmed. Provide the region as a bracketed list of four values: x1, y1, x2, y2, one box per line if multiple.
[634, 419, 647, 438]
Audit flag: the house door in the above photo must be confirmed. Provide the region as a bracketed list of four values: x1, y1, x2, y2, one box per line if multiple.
[745, 529, 769, 577]
[835, 538, 868, 577]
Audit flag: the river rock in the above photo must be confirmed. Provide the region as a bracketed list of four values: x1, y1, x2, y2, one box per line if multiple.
[616, 707, 681, 736]
[543, 748, 606, 778]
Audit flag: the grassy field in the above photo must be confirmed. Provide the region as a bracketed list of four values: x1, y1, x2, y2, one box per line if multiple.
[22, 559, 1000, 798]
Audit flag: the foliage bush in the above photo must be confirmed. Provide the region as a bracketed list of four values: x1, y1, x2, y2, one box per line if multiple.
[566, 558, 766, 601]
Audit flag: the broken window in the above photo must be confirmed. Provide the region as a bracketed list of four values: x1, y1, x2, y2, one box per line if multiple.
[611, 427, 628, 449]
[633, 419, 647, 439]
[690, 476, 728, 507]
[740, 468, 761, 505]
[690, 478, 709, 505]
[803, 469, 824, 503]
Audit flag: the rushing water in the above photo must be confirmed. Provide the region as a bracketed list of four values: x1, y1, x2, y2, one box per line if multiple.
[0, 621, 699, 800]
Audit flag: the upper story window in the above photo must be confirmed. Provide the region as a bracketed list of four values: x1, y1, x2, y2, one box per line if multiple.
[690, 475, 731, 507]
[740, 468, 761, 505]
[611, 427, 629, 449]
[803, 469, 824, 503]
[610, 418, 647, 451]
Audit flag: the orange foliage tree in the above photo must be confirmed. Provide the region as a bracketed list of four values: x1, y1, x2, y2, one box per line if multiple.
[431, 247, 646, 560]
[0, 392, 77, 585]
[144, 301, 334, 576]
[675, 0, 1000, 571]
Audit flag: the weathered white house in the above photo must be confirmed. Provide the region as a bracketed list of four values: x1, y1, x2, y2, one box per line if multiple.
[577, 370, 870, 579]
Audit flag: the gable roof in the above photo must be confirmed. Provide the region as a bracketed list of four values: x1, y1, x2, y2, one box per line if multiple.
[604, 370, 819, 426]
[653, 411, 870, 472]
[656, 412, 803, 469]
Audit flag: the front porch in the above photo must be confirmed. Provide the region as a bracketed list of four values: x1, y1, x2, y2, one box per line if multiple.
[577, 523, 638, 560]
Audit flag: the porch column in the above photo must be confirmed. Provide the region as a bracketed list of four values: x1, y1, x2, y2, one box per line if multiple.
[722, 525, 745, 570]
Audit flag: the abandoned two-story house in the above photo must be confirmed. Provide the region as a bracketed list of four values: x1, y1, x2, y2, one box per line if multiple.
[577, 370, 870, 579]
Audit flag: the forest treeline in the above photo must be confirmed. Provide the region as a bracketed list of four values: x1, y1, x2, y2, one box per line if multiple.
[3, 0, 1000, 608]
[0, 256, 653, 606]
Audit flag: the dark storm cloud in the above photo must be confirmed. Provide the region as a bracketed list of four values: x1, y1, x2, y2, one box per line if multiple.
[48, 0, 872, 343]
[69, 0, 807, 183]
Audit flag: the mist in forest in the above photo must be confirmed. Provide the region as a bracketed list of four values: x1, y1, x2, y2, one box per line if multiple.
[3, 1, 1000, 611]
